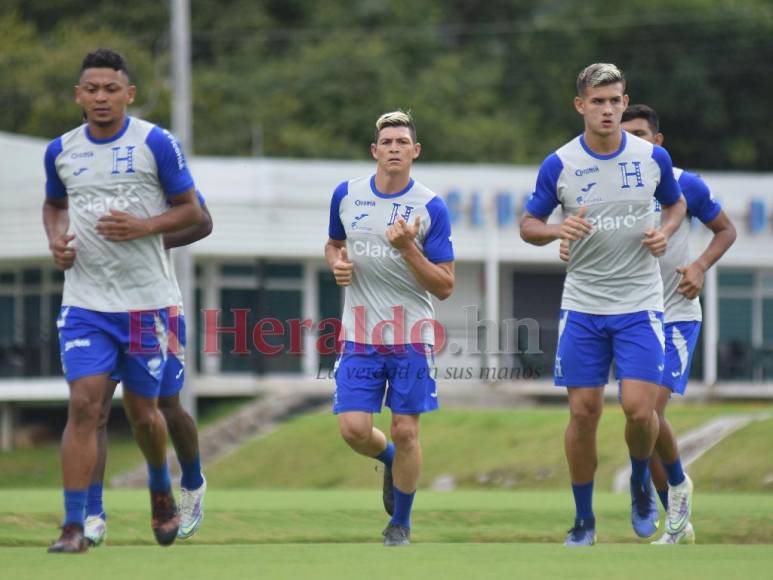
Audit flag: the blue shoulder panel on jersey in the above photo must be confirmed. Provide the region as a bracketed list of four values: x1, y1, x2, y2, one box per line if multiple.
[424, 196, 455, 264]
[678, 170, 721, 224]
[525, 153, 563, 218]
[328, 181, 348, 240]
[196, 189, 206, 206]
[651, 146, 681, 206]
[146, 126, 195, 197]
[44, 138, 66, 199]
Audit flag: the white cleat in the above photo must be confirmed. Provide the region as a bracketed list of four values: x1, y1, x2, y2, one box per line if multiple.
[84, 513, 107, 546]
[178, 477, 206, 539]
[652, 522, 695, 545]
[666, 474, 693, 535]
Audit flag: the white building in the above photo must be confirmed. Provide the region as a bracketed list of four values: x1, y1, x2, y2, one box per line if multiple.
[2, 129, 773, 429]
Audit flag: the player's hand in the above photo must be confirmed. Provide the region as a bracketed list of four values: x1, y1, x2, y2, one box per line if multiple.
[387, 215, 421, 251]
[333, 246, 354, 287]
[642, 229, 667, 257]
[559, 239, 570, 263]
[676, 263, 705, 299]
[559, 206, 591, 241]
[49, 233, 76, 270]
[96, 209, 152, 241]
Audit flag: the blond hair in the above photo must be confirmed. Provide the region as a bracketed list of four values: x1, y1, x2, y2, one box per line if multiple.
[576, 63, 626, 96]
[374, 110, 416, 142]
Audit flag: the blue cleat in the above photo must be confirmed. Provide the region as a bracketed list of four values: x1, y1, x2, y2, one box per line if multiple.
[564, 519, 597, 546]
[630, 478, 660, 538]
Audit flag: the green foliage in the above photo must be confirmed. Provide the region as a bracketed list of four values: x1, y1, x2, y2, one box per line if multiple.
[2, 1, 773, 168]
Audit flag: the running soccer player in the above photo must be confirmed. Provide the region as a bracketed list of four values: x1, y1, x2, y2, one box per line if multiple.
[43, 49, 203, 552]
[83, 191, 213, 546]
[520, 63, 687, 546]
[620, 104, 736, 544]
[324, 110, 454, 546]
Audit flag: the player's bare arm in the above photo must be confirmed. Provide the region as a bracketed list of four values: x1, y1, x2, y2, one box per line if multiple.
[387, 216, 454, 300]
[676, 209, 737, 299]
[325, 238, 353, 287]
[163, 203, 213, 249]
[43, 196, 76, 270]
[520, 207, 591, 247]
[642, 195, 686, 257]
[96, 187, 203, 242]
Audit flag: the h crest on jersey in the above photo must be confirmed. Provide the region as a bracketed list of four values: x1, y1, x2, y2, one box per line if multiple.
[387, 203, 414, 225]
[618, 161, 644, 189]
[111, 146, 136, 174]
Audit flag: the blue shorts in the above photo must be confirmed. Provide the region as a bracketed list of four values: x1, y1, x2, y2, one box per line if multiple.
[58, 306, 169, 398]
[333, 342, 438, 415]
[660, 320, 701, 395]
[554, 309, 665, 387]
[109, 309, 186, 398]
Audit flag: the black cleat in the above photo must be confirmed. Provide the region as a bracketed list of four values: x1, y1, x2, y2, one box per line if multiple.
[48, 523, 88, 554]
[151, 489, 180, 546]
[383, 523, 411, 546]
[382, 463, 395, 516]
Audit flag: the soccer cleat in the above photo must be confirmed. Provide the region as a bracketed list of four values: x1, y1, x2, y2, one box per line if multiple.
[383, 523, 411, 546]
[564, 522, 597, 547]
[382, 464, 395, 516]
[150, 489, 180, 546]
[178, 477, 206, 539]
[630, 478, 660, 538]
[84, 513, 107, 546]
[652, 522, 696, 545]
[48, 523, 88, 554]
[665, 474, 693, 535]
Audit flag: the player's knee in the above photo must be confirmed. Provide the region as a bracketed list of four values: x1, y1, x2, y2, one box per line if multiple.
[569, 405, 602, 429]
[126, 406, 160, 433]
[390, 421, 419, 448]
[158, 398, 185, 426]
[68, 392, 102, 427]
[623, 405, 654, 427]
[339, 421, 371, 446]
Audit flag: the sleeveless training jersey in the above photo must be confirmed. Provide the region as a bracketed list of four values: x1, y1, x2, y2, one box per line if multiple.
[657, 168, 722, 323]
[527, 132, 682, 315]
[328, 175, 454, 345]
[44, 117, 195, 312]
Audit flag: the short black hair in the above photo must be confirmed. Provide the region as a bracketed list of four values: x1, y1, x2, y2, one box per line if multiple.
[622, 104, 659, 135]
[80, 48, 130, 79]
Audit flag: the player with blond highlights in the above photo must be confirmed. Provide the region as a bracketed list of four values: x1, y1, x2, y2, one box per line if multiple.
[325, 110, 454, 546]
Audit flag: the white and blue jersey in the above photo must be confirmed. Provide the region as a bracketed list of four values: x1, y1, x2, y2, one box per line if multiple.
[45, 116, 194, 312]
[45, 117, 195, 394]
[527, 131, 682, 315]
[527, 132, 682, 387]
[328, 175, 453, 414]
[657, 169, 720, 394]
[329, 175, 454, 346]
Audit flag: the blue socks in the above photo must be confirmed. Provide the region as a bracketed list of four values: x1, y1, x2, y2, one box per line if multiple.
[147, 463, 172, 493]
[630, 456, 651, 487]
[180, 455, 205, 490]
[376, 442, 395, 467]
[657, 488, 669, 510]
[571, 481, 594, 527]
[390, 486, 415, 528]
[86, 483, 104, 517]
[64, 489, 88, 527]
[663, 458, 686, 487]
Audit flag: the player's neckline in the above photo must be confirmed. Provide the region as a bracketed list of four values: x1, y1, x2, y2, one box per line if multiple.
[579, 131, 627, 160]
[85, 116, 131, 144]
[370, 175, 415, 199]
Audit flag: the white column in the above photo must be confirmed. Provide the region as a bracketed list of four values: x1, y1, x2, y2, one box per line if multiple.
[202, 261, 220, 375]
[703, 266, 718, 389]
[302, 261, 320, 378]
[483, 204, 500, 378]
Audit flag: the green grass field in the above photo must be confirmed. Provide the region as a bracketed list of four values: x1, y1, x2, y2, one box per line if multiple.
[2, 490, 773, 580]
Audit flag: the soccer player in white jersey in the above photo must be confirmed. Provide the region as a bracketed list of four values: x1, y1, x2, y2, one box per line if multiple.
[520, 64, 687, 546]
[43, 49, 204, 552]
[325, 111, 454, 546]
[83, 190, 213, 546]
[620, 104, 736, 544]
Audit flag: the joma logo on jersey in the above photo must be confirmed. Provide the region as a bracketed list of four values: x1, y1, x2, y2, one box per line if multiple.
[111, 146, 136, 174]
[618, 161, 644, 189]
[387, 203, 414, 225]
[352, 240, 401, 259]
